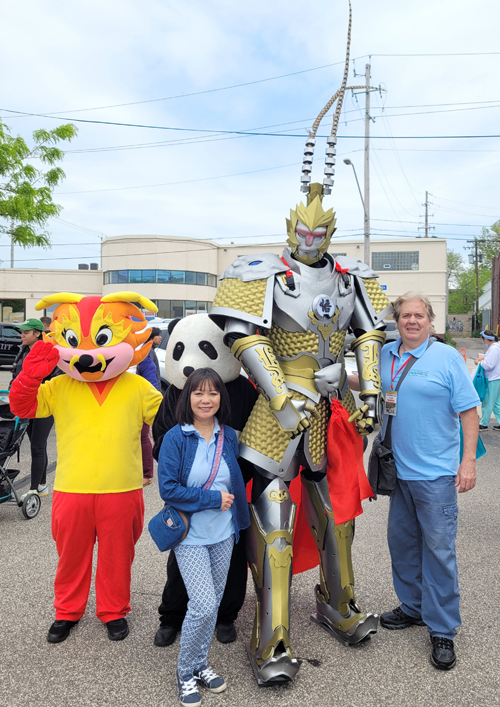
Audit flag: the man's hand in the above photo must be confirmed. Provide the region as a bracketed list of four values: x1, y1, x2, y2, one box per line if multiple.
[22, 340, 59, 382]
[455, 459, 476, 493]
[220, 492, 234, 511]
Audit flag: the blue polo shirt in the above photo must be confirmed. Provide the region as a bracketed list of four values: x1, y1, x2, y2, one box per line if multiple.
[180, 419, 234, 545]
[380, 338, 480, 480]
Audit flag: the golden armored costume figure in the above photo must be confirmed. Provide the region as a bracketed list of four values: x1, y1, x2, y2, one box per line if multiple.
[210, 1, 391, 687]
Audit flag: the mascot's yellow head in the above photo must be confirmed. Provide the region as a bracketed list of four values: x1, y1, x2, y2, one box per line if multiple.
[286, 183, 337, 265]
[35, 292, 157, 382]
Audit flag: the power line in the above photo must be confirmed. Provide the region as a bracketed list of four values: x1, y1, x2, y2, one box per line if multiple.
[354, 52, 500, 59]
[5, 62, 346, 117]
[2, 107, 500, 139]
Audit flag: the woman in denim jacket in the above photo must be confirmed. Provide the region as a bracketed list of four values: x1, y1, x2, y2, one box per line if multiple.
[158, 368, 250, 707]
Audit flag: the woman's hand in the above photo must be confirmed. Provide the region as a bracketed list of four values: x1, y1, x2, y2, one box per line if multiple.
[220, 492, 234, 511]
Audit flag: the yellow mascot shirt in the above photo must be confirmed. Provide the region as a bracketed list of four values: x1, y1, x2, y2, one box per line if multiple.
[35, 372, 163, 493]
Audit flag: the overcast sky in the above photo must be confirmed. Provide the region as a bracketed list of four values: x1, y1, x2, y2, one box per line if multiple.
[1, 0, 499, 270]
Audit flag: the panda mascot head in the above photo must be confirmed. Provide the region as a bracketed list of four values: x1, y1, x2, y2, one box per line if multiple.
[165, 313, 241, 390]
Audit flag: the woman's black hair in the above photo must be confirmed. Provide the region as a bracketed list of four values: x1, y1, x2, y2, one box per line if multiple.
[483, 329, 498, 342]
[175, 367, 231, 426]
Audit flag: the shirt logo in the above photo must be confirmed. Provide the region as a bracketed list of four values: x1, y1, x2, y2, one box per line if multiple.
[409, 370, 429, 377]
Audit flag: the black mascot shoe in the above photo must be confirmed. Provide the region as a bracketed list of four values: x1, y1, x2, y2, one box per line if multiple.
[430, 636, 456, 670]
[106, 618, 129, 641]
[154, 625, 178, 647]
[380, 607, 425, 630]
[47, 619, 79, 644]
[216, 623, 236, 643]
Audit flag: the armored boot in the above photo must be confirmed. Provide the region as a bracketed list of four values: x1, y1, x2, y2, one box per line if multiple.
[246, 477, 300, 686]
[301, 474, 379, 646]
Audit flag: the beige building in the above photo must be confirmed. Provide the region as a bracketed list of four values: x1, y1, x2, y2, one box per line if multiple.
[1, 235, 448, 333]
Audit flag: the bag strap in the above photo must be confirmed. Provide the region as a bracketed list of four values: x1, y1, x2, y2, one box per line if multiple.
[201, 424, 225, 490]
[383, 339, 435, 449]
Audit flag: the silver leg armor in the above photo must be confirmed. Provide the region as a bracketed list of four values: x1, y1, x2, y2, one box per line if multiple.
[301, 474, 379, 645]
[246, 477, 300, 686]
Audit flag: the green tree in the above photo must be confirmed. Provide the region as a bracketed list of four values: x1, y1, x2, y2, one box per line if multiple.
[447, 250, 466, 289]
[479, 219, 500, 265]
[0, 121, 77, 257]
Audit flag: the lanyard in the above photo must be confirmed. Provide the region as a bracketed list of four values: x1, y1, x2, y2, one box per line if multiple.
[390, 355, 414, 390]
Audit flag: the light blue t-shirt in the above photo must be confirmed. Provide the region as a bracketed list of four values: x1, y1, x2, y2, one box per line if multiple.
[380, 338, 480, 481]
[180, 419, 234, 546]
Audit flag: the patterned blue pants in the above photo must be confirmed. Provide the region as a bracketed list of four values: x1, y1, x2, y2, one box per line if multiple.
[174, 535, 234, 676]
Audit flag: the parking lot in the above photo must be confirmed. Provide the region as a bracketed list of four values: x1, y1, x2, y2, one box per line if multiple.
[0, 338, 498, 707]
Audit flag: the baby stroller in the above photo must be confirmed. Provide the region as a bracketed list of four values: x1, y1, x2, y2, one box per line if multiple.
[0, 391, 41, 520]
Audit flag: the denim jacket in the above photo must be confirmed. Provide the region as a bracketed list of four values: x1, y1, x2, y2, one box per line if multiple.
[157, 423, 250, 542]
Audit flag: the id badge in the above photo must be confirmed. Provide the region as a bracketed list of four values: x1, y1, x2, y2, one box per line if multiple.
[385, 391, 397, 416]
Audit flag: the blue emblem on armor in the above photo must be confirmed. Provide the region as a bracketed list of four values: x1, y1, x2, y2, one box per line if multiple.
[249, 260, 263, 266]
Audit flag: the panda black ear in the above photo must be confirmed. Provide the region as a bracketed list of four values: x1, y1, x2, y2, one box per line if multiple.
[168, 318, 181, 335]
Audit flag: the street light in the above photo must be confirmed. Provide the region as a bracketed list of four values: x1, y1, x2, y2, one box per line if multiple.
[344, 159, 370, 265]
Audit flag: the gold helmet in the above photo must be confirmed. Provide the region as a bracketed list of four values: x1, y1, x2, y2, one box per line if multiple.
[286, 183, 337, 265]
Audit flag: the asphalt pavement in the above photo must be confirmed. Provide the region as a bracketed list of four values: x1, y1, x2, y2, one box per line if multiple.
[0, 338, 498, 707]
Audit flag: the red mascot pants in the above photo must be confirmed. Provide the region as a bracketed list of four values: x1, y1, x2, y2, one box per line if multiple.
[51, 490, 144, 622]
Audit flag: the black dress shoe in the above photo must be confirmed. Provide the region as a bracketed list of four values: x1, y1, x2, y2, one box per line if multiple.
[154, 625, 178, 647]
[430, 636, 456, 670]
[47, 619, 79, 644]
[106, 618, 129, 641]
[380, 607, 425, 630]
[479, 425, 489, 430]
[216, 623, 236, 643]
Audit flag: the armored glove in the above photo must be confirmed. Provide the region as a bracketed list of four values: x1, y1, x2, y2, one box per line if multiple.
[314, 363, 342, 398]
[270, 391, 319, 438]
[348, 393, 382, 436]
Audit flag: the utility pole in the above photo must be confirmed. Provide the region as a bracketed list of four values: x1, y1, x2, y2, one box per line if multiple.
[466, 237, 485, 331]
[363, 63, 371, 266]
[418, 192, 434, 238]
[10, 220, 14, 268]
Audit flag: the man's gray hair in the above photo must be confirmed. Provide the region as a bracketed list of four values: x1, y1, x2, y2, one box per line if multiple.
[393, 292, 436, 323]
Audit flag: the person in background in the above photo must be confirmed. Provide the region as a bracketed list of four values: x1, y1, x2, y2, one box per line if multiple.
[158, 367, 249, 707]
[149, 327, 162, 389]
[379, 293, 479, 672]
[10, 319, 55, 499]
[474, 329, 500, 430]
[40, 316, 52, 333]
[137, 331, 161, 485]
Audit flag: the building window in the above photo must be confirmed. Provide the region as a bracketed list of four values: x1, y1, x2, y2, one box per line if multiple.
[372, 251, 419, 271]
[154, 300, 212, 319]
[142, 270, 155, 284]
[157, 270, 170, 283]
[0, 299, 25, 323]
[103, 270, 218, 286]
[129, 270, 142, 284]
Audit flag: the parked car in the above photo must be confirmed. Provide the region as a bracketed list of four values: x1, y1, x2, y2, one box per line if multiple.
[0, 323, 21, 366]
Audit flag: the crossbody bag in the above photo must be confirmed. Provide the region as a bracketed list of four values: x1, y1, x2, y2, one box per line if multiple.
[368, 341, 434, 497]
[149, 425, 225, 552]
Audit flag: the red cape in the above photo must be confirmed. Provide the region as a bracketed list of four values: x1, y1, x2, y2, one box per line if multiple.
[246, 400, 374, 574]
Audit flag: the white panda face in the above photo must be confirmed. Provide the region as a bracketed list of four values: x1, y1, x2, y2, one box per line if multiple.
[165, 313, 241, 389]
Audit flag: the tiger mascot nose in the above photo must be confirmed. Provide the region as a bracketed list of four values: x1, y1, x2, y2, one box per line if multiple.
[79, 354, 94, 368]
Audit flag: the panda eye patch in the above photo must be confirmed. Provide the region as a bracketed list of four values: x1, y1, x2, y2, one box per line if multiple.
[173, 342, 185, 361]
[199, 341, 218, 360]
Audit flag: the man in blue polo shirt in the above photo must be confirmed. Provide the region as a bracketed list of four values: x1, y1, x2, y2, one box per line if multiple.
[379, 292, 479, 671]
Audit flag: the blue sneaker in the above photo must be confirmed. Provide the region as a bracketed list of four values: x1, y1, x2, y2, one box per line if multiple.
[193, 666, 226, 693]
[176, 671, 201, 707]
[38, 485, 49, 497]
